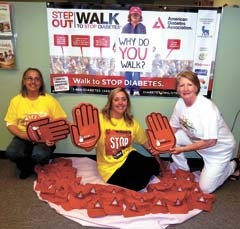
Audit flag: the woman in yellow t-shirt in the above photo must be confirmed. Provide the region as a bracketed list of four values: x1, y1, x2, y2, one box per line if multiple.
[96, 88, 161, 191]
[4, 67, 67, 179]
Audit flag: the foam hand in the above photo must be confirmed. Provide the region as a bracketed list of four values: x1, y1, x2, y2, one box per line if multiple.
[146, 112, 176, 153]
[27, 117, 70, 142]
[70, 103, 100, 149]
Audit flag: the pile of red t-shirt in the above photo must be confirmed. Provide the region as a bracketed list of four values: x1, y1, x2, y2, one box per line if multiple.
[34, 158, 215, 218]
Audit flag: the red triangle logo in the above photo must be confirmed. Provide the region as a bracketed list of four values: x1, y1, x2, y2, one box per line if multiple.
[153, 17, 165, 29]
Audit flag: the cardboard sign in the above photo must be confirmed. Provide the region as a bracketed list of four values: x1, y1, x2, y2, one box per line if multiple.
[27, 117, 69, 142]
[146, 112, 176, 153]
[70, 103, 101, 149]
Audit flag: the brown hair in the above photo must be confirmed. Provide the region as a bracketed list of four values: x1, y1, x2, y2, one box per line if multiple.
[20, 67, 46, 97]
[176, 71, 201, 95]
[128, 14, 143, 22]
[101, 88, 134, 125]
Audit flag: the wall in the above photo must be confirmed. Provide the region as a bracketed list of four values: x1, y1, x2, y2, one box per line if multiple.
[0, 2, 239, 157]
[214, 0, 240, 6]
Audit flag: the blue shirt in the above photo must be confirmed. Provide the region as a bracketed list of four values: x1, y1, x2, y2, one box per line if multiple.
[121, 23, 146, 34]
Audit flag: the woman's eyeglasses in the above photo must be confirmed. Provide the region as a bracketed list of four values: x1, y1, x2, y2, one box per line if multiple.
[24, 77, 41, 82]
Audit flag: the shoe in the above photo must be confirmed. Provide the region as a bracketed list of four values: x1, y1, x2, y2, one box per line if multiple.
[229, 158, 240, 181]
[126, 89, 131, 95]
[19, 170, 32, 179]
[133, 91, 140, 96]
[16, 158, 34, 179]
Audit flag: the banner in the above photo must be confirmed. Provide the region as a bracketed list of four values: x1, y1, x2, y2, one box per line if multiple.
[46, 3, 221, 97]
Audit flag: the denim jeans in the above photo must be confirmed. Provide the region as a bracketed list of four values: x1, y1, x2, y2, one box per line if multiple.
[6, 136, 56, 165]
[125, 71, 140, 92]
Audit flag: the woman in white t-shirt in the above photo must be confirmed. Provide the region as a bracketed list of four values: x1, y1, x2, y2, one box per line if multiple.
[169, 71, 238, 193]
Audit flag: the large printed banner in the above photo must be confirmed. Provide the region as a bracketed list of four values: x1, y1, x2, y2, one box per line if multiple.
[46, 3, 221, 97]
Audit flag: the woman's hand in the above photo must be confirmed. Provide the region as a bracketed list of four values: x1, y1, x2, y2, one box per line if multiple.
[45, 140, 55, 147]
[147, 146, 161, 156]
[169, 146, 184, 155]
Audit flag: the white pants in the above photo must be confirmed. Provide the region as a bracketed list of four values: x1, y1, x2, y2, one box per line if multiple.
[171, 130, 236, 193]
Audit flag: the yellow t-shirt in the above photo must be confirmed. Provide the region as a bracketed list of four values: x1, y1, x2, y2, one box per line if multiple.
[4, 93, 66, 133]
[96, 113, 147, 182]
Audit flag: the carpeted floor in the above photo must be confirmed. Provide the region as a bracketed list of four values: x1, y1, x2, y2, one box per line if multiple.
[0, 157, 240, 229]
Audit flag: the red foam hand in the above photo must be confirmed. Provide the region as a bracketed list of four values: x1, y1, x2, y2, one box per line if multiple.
[27, 117, 70, 142]
[70, 103, 100, 149]
[146, 112, 176, 153]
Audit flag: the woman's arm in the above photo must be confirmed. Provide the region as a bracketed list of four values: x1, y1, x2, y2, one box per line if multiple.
[170, 139, 217, 154]
[7, 125, 29, 141]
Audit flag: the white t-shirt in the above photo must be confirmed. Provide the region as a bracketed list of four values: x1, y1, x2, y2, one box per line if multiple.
[170, 95, 235, 154]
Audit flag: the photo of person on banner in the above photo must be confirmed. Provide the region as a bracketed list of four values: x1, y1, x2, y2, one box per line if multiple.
[117, 6, 147, 96]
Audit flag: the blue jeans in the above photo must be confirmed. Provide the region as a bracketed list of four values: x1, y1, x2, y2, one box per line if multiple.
[125, 71, 140, 92]
[6, 136, 56, 166]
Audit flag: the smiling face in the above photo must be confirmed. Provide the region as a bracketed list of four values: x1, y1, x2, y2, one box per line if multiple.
[110, 91, 128, 119]
[177, 76, 198, 106]
[175, 71, 200, 106]
[23, 69, 42, 97]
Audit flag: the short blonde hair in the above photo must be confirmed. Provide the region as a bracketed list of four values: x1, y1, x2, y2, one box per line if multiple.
[176, 71, 201, 94]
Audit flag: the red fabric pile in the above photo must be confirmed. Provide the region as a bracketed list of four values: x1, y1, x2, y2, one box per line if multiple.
[34, 158, 215, 218]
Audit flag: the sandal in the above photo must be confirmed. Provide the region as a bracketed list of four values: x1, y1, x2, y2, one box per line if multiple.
[229, 158, 240, 181]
